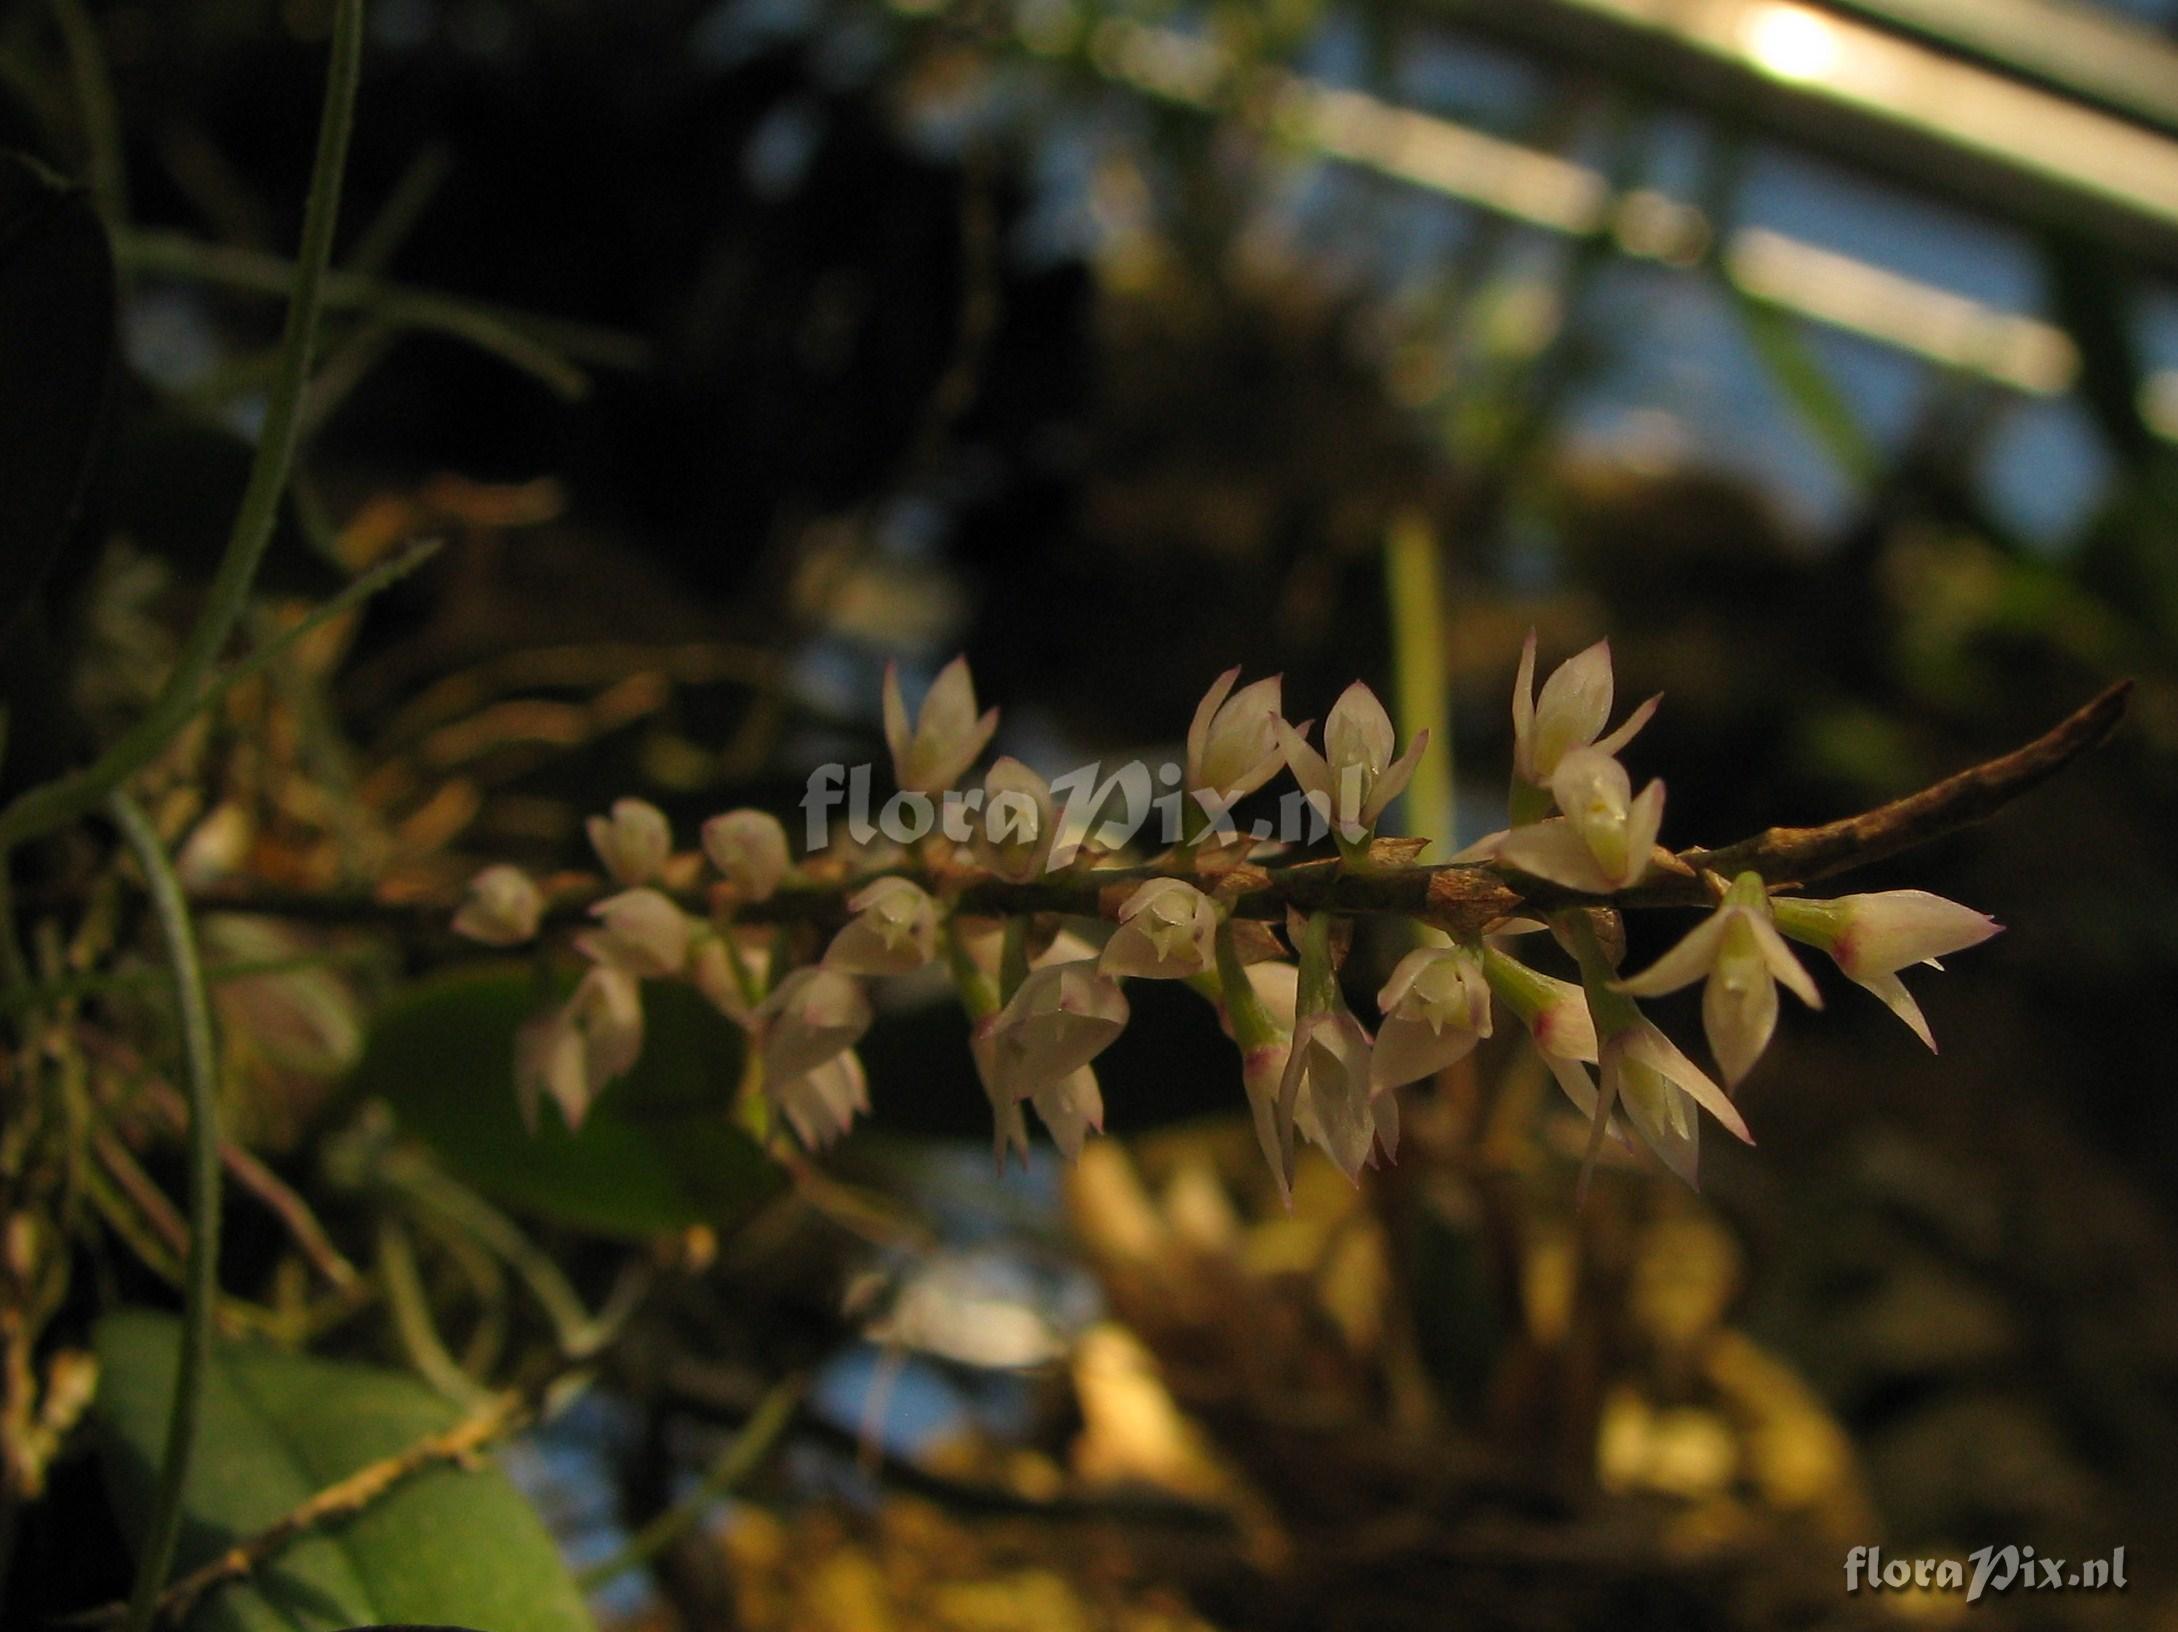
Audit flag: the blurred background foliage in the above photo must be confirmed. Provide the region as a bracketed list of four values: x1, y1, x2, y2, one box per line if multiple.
[6, 0, 2178, 1627]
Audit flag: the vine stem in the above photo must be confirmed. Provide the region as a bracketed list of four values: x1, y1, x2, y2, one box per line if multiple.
[106, 794, 222, 1632]
[86, 5, 369, 1628]
[0, 0, 367, 856]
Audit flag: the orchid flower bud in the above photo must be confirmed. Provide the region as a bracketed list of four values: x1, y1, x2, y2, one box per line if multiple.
[702, 809, 790, 901]
[1273, 911, 1383, 1183]
[453, 864, 544, 947]
[770, 1050, 870, 1151]
[1234, 959, 1299, 1033]
[1482, 945, 1601, 1120]
[1555, 914, 1753, 1191]
[1209, 954, 1300, 1203]
[824, 877, 939, 975]
[1027, 1066, 1106, 1160]
[1276, 681, 1428, 842]
[1185, 667, 1287, 811]
[1614, 872, 1822, 1086]
[1240, 1039, 1293, 1199]
[1100, 879, 1218, 979]
[515, 966, 642, 1132]
[883, 654, 999, 794]
[1510, 630, 1660, 791]
[1278, 1007, 1378, 1182]
[1770, 889, 2001, 1050]
[1372, 943, 1493, 1090]
[1494, 747, 1665, 893]
[587, 798, 672, 886]
[756, 966, 873, 1081]
[577, 888, 691, 977]
[968, 1024, 1033, 1168]
[985, 960, 1130, 1100]
[973, 757, 1056, 882]
[1596, 1019, 1754, 1189]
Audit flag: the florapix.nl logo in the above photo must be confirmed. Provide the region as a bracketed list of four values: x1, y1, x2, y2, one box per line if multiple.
[797, 757, 1357, 863]
[1845, 1545, 2126, 1604]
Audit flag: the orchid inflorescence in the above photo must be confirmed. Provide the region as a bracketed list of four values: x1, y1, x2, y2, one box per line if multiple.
[454, 640, 2002, 1196]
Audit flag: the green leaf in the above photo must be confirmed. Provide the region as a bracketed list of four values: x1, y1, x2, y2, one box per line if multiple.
[352, 966, 781, 1239]
[93, 1309, 594, 1632]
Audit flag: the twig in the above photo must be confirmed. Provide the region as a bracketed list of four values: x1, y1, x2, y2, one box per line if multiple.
[143, 1083, 364, 1295]
[140, 681, 2130, 940]
[1680, 679, 2132, 884]
[73, 1384, 540, 1630]
[655, 1358, 1239, 1531]
[114, 229, 653, 388]
[91, 1131, 190, 1262]
[577, 1374, 805, 1590]
[70, 1030, 370, 1297]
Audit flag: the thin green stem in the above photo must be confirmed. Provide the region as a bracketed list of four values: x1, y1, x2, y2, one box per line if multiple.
[47, 0, 128, 223]
[1556, 911, 1641, 1039]
[577, 1376, 804, 1591]
[107, 792, 222, 1632]
[202, 539, 441, 709]
[1383, 508, 1455, 857]
[997, 916, 1029, 1006]
[0, 0, 366, 855]
[1213, 919, 1280, 1051]
[383, 1157, 600, 1356]
[944, 918, 1001, 1021]
[345, 142, 452, 276]
[114, 229, 648, 390]
[1295, 909, 1336, 1016]
[1732, 296, 1883, 485]
[376, 1215, 495, 1407]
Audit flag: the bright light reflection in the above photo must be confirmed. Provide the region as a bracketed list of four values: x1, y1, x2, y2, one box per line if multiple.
[1739, 2, 1845, 84]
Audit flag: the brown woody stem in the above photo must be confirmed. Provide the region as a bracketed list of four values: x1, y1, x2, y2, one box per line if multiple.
[114, 682, 2130, 943]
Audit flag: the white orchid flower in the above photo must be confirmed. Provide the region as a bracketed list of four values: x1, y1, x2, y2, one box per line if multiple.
[770, 1049, 871, 1151]
[702, 809, 790, 901]
[515, 966, 642, 1133]
[1276, 681, 1428, 842]
[1372, 943, 1493, 1090]
[883, 654, 999, 794]
[587, 798, 672, 886]
[824, 877, 939, 975]
[577, 888, 691, 977]
[755, 966, 873, 1081]
[1185, 667, 1287, 811]
[1771, 889, 2001, 1050]
[1099, 879, 1218, 979]
[453, 865, 543, 947]
[1614, 872, 1822, 1086]
[1494, 747, 1665, 893]
[1511, 629, 1660, 789]
[973, 757, 1056, 882]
